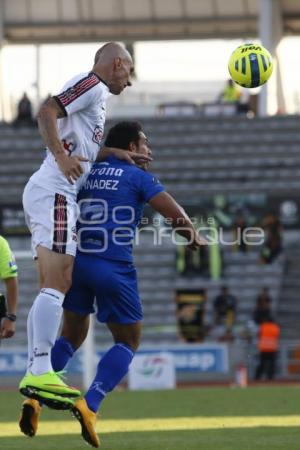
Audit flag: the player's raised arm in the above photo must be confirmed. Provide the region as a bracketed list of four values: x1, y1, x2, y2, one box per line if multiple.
[97, 146, 153, 165]
[37, 97, 66, 157]
[37, 98, 88, 184]
[149, 191, 206, 250]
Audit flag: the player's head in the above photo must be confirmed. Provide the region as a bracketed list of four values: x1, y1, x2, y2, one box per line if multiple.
[105, 121, 152, 170]
[93, 42, 134, 95]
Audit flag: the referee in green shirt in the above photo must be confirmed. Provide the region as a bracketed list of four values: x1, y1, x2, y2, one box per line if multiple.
[0, 235, 18, 339]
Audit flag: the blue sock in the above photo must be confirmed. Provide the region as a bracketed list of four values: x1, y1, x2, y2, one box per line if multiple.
[85, 343, 134, 413]
[51, 336, 76, 372]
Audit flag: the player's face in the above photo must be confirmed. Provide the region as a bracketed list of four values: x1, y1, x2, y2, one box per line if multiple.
[109, 57, 134, 95]
[134, 132, 152, 171]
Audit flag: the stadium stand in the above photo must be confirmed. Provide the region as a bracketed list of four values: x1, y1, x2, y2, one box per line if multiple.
[1, 115, 300, 204]
[0, 114, 296, 350]
[5, 236, 285, 348]
[277, 231, 300, 340]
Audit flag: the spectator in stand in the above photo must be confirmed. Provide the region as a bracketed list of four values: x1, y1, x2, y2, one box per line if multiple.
[213, 286, 237, 331]
[14, 93, 34, 126]
[236, 89, 251, 115]
[232, 214, 248, 253]
[218, 79, 241, 104]
[255, 315, 280, 381]
[260, 213, 282, 264]
[253, 287, 272, 325]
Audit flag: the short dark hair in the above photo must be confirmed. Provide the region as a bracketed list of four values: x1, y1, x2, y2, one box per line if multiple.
[105, 121, 143, 150]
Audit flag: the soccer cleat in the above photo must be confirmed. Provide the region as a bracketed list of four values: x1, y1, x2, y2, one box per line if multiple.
[26, 389, 75, 410]
[19, 398, 41, 437]
[72, 398, 100, 448]
[19, 371, 81, 399]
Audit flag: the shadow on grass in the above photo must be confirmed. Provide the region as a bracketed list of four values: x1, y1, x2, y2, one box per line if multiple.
[2, 387, 300, 423]
[1, 427, 300, 450]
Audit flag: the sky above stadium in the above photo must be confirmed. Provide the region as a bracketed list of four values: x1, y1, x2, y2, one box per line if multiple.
[1, 38, 300, 116]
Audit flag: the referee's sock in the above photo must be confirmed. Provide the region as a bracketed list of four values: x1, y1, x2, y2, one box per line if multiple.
[51, 336, 76, 372]
[85, 343, 134, 413]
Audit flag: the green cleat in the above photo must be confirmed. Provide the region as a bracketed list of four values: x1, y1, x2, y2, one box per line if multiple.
[20, 388, 75, 411]
[19, 371, 81, 399]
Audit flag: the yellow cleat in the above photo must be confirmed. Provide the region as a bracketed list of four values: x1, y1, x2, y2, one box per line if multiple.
[72, 398, 100, 448]
[19, 398, 41, 437]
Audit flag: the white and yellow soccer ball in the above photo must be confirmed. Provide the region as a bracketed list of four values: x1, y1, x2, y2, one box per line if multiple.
[228, 43, 273, 88]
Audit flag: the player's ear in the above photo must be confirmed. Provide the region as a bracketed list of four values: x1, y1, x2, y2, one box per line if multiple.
[128, 141, 136, 153]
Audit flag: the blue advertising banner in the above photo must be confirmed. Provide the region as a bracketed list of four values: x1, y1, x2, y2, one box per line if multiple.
[0, 349, 83, 375]
[138, 344, 229, 373]
[0, 344, 228, 375]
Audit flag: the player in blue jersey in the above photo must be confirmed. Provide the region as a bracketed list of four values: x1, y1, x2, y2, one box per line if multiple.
[20, 121, 204, 447]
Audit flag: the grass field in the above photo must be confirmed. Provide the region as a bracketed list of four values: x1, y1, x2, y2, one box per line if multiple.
[1, 386, 300, 449]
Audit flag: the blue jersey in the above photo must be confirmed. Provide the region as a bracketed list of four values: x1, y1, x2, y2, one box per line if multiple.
[77, 156, 164, 261]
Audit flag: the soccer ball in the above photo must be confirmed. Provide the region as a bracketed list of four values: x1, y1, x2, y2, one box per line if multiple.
[228, 43, 273, 88]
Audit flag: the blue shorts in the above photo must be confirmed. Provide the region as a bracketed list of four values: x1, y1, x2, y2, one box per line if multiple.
[63, 253, 143, 324]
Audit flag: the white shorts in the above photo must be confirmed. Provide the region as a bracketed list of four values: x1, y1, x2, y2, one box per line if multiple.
[23, 181, 78, 258]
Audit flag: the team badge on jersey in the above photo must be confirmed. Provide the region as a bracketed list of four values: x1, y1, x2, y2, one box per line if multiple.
[62, 139, 75, 156]
[92, 125, 103, 145]
[8, 254, 18, 274]
[152, 176, 160, 185]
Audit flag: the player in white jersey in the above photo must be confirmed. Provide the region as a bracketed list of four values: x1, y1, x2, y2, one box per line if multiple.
[19, 42, 146, 407]
[30, 71, 111, 198]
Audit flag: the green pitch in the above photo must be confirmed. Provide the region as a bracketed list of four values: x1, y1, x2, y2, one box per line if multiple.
[1, 386, 300, 449]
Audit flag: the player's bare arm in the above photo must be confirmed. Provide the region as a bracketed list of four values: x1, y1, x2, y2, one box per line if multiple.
[37, 98, 88, 184]
[149, 191, 206, 250]
[97, 146, 153, 165]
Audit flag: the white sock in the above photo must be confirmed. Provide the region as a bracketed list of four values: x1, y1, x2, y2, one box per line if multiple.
[26, 302, 36, 374]
[30, 288, 65, 375]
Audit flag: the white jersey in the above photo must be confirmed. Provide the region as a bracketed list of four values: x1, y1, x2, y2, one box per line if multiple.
[30, 72, 110, 198]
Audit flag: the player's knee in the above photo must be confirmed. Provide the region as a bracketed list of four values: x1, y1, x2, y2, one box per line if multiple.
[61, 331, 85, 350]
[61, 310, 89, 350]
[109, 322, 141, 352]
[62, 274, 72, 293]
[124, 335, 140, 352]
[56, 270, 72, 293]
[131, 341, 140, 352]
[42, 275, 72, 294]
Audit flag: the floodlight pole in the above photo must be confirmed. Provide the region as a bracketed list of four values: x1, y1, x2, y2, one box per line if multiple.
[258, 0, 285, 116]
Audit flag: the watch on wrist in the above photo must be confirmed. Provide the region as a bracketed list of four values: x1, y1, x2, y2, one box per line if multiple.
[5, 313, 17, 322]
